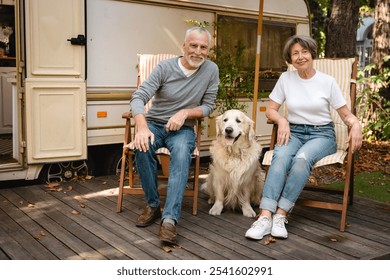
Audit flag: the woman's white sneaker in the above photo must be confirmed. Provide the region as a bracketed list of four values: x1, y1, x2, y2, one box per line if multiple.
[245, 216, 272, 240]
[271, 214, 288, 238]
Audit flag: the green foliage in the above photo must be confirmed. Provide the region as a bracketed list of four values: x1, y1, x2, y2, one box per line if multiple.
[184, 19, 210, 28]
[357, 55, 390, 141]
[211, 41, 255, 114]
[326, 172, 390, 204]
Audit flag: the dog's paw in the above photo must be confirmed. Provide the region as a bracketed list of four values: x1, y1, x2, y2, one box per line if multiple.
[209, 202, 223, 216]
[242, 205, 256, 217]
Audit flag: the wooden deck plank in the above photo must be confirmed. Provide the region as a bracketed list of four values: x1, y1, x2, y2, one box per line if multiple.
[28, 186, 156, 260]
[85, 177, 277, 259]
[84, 178, 233, 260]
[0, 242, 10, 260]
[0, 208, 36, 260]
[67, 178, 202, 260]
[0, 201, 57, 260]
[296, 191, 390, 248]
[186, 197, 347, 260]
[84, 175, 390, 260]
[88, 177, 352, 260]
[0, 174, 389, 260]
[290, 206, 389, 258]
[12, 186, 126, 260]
[79, 177, 262, 259]
[10, 187, 108, 260]
[0, 190, 79, 260]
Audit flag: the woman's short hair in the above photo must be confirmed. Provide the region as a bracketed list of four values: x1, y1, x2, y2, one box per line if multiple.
[282, 35, 318, 64]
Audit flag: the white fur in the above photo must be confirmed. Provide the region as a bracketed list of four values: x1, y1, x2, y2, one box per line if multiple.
[202, 109, 264, 217]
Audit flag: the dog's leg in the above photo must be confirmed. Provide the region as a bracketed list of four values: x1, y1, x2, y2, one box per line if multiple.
[209, 184, 223, 216]
[240, 186, 257, 217]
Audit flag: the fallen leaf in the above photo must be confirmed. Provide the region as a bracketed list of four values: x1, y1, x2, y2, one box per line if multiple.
[330, 238, 338, 242]
[162, 245, 172, 253]
[102, 181, 107, 185]
[67, 186, 73, 191]
[40, 230, 46, 236]
[46, 182, 61, 188]
[79, 203, 86, 208]
[28, 203, 35, 208]
[264, 237, 276, 245]
[71, 210, 80, 215]
[85, 175, 93, 180]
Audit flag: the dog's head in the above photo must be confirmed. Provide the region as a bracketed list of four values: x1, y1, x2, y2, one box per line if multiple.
[216, 109, 255, 146]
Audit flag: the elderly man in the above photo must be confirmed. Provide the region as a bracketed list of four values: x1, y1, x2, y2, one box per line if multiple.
[130, 27, 219, 244]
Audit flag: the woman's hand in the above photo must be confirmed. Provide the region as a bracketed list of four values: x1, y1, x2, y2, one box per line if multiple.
[276, 118, 291, 146]
[336, 105, 363, 153]
[348, 122, 362, 153]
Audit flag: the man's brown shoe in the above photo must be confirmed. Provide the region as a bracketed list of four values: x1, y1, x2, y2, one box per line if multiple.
[136, 205, 161, 227]
[159, 222, 177, 244]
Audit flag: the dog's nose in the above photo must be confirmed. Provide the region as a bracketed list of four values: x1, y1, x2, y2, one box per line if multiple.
[225, 127, 233, 135]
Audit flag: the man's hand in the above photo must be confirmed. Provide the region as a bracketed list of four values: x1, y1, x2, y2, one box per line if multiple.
[133, 114, 154, 152]
[165, 109, 188, 132]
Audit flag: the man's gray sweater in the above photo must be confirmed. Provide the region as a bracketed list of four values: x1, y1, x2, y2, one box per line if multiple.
[130, 56, 219, 127]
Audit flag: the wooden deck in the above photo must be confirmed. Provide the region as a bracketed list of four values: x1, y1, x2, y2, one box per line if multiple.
[0, 174, 389, 260]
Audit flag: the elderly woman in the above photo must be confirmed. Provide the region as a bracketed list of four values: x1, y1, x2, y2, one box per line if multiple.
[245, 35, 362, 240]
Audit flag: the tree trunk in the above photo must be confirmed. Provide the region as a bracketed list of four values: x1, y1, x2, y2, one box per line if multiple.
[372, 0, 390, 69]
[325, 0, 360, 58]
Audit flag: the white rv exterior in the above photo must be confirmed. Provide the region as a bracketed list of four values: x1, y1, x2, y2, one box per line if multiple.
[0, 0, 310, 181]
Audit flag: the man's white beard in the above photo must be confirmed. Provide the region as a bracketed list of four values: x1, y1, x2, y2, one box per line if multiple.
[186, 56, 205, 68]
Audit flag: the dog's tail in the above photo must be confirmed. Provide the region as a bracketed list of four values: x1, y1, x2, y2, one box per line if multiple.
[200, 182, 208, 192]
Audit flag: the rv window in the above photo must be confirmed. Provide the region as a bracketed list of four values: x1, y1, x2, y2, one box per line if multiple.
[216, 15, 295, 72]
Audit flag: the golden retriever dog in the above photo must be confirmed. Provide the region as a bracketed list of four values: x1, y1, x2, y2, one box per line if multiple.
[202, 109, 264, 217]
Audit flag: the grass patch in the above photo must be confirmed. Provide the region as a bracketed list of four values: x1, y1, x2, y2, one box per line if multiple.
[325, 172, 390, 204]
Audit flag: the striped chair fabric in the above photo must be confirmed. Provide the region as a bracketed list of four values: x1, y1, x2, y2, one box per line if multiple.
[262, 58, 356, 168]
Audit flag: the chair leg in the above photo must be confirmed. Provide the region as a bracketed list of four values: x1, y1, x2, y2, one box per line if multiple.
[159, 154, 170, 177]
[116, 150, 128, 213]
[348, 153, 356, 205]
[340, 179, 350, 232]
[192, 155, 200, 215]
[340, 149, 354, 231]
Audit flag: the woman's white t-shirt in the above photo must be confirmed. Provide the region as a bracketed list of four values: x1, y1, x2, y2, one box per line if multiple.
[269, 70, 346, 125]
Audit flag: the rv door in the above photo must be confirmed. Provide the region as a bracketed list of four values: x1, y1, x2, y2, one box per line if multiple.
[24, 0, 87, 163]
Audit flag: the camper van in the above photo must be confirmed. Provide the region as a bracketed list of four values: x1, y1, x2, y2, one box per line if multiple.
[0, 0, 310, 182]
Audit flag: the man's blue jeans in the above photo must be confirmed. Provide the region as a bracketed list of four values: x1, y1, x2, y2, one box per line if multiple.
[260, 122, 337, 213]
[135, 121, 196, 223]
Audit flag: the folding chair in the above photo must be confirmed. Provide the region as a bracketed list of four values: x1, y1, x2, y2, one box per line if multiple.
[116, 54, 201, 215]
[262, 57, 358, 231]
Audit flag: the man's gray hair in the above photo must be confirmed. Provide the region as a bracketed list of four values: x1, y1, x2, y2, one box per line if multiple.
[184, 26, 212, 46]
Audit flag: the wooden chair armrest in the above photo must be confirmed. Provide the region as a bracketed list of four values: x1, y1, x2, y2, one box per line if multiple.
[267, 119, 275, 124]
[122, 112, 132, 119]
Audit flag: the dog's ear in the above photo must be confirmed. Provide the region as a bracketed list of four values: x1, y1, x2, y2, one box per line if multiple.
[216, 114, 223, 136]
[244, 115, 255, 139]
